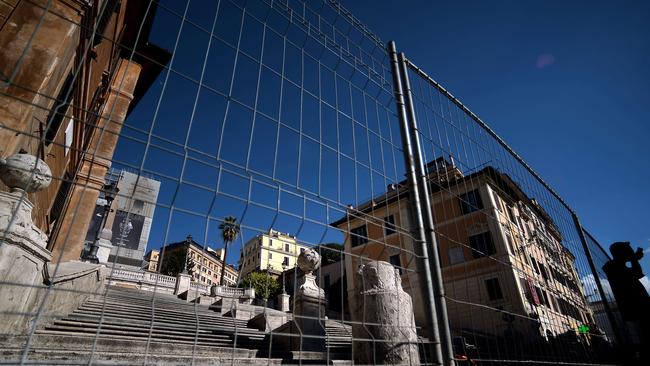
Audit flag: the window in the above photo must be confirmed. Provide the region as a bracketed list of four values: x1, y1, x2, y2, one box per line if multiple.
[504, 232, 515, 254]
[64, 119, 73, 155]
[469, 232, 496, 259]
[389, 254, 402, 274]
[268, 252, 272, 259]
[285, 243, 290, 252]
[459, 189, 483, 215]
[45, 72, 74, 146]
[485, 278, 504, 300]
[384, 215, 396, 236]
[132, 199, 144, 211]
[507, 206, 517, 223]
[448, 247, 465, 265]
[282, 256, 289, 266]
[350, 225, 368, 247]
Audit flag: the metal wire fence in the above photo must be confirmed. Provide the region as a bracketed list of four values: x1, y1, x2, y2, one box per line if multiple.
[0, 0, 625, 365]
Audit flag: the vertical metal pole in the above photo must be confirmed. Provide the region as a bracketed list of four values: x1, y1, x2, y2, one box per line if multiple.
[572, 213, 622, 345]
[388, 40, 444, 366]
[398, 52, 455, 366]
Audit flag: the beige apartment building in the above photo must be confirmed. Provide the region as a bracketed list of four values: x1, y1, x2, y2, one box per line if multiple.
[333, 158, 595, 343]
[146, 236, 238, 287]
[239, 229, 309, 280]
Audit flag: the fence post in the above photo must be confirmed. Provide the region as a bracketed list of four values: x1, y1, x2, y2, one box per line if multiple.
[398, 52, 455, 366]
[572, 213, 622, 345]
[388, 40, 445, 366]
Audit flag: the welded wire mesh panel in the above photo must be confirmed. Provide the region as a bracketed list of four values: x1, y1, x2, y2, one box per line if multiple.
[0, 0, 626, 365]
[400, 56, 620, 364]
[0, 0, 436, 365]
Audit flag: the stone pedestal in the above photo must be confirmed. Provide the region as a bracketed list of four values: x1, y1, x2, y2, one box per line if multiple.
[0, 153, 52, 333]
[95, 228, 113, 264]
[174, 273, 191, 296]
[277, 293, 291, 312]
[351, 261, 420, 365]
[273, 249, 327, 352]
[0, 191, 53, 334]
[248, 309, 291, 332]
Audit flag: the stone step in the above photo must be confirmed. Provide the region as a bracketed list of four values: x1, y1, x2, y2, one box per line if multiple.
[76, 303, 250, 327]
[73, 306, 250, 328]
[0, 334, 255, 357]
[65, 313, 263, 337]
[45, 319, 265, 344]
[38, 325, 235, 347]
[1, 349, 285, 366]
[83, 298, 221, 317]
[83, 297, 244, 317]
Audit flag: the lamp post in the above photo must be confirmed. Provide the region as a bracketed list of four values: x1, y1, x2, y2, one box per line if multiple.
[84, 182, 119, 263]
[282, 263, 287, 294]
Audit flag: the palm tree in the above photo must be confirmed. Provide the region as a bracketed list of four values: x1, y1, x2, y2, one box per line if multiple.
[218, 216, 240, 286]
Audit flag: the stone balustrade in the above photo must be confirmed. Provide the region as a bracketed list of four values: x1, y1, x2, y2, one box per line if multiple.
[106, 268, 253, 300]
[190, 282, 210, 294]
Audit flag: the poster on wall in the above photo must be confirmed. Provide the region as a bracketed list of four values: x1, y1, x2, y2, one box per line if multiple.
[111, 210, 145, 250]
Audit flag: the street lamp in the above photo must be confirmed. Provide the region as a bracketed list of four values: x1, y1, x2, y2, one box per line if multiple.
[282, 263, 287, 294]
[84, 182, 119, 263]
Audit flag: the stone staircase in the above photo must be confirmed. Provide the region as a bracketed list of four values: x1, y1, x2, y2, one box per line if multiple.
[0, 286, 354, 365]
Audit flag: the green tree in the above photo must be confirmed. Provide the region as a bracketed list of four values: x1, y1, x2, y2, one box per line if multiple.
[218, 216, 240, 286]
[317, 243, 344, 264]
[240, 271, 281, 300]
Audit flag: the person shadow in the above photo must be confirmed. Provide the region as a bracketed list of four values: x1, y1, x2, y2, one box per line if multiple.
[602, 241, 649, 364]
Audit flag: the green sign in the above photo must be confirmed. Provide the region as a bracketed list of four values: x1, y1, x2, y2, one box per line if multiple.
[577, 324, 590, 334]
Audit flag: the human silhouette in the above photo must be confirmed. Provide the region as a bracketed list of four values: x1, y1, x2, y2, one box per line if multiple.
[602, 241, 649, 362]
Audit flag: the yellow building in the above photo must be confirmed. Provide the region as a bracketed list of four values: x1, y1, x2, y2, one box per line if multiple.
[239, 229, 309, 279]
[145, 236, 238, 287]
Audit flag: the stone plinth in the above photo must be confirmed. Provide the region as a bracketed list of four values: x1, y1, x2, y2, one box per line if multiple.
[95, 228, 113, 264]
[273, 249, 327, 352]
[248, 309, 292, 332]
[174, 273, 191, 296]
[277, 293, 290, 312]
[351, 261, 419, 365]
[0, 153, 53, 334]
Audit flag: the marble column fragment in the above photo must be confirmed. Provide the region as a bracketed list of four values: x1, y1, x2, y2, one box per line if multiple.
[351, 261, 420, 365]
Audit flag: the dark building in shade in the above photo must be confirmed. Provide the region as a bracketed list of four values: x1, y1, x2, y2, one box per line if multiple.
[146, 236, 239, 287]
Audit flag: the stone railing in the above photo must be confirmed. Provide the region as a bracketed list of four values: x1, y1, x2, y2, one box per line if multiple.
[190, 282, 210, 294]
[106, 268, 176, 294]
[110, 268, 145, 282]
[212, 285, 244, 297]
[106, 268, 254, 300]
[143, 272, 176, 287]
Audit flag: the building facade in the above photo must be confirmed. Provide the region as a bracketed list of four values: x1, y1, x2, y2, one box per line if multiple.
[0, 0, 169, 264]
[84, 169, 160, 269]
[239, 229, 309, 280]
[146, 236, 238, 287]
[333, 158, 595, 344]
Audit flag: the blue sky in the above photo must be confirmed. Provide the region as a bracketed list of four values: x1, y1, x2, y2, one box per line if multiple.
[112, 0, 649, 280]
[338, 0, 650, 273]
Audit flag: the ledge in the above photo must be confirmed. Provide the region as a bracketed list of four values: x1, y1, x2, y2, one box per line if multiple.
[44, 261, 104, 286]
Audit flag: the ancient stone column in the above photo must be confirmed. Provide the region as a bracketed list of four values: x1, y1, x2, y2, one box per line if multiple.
[0, 152, 53, 333]
[50, 59, 142, 263]
[351, 261, 420, 365]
